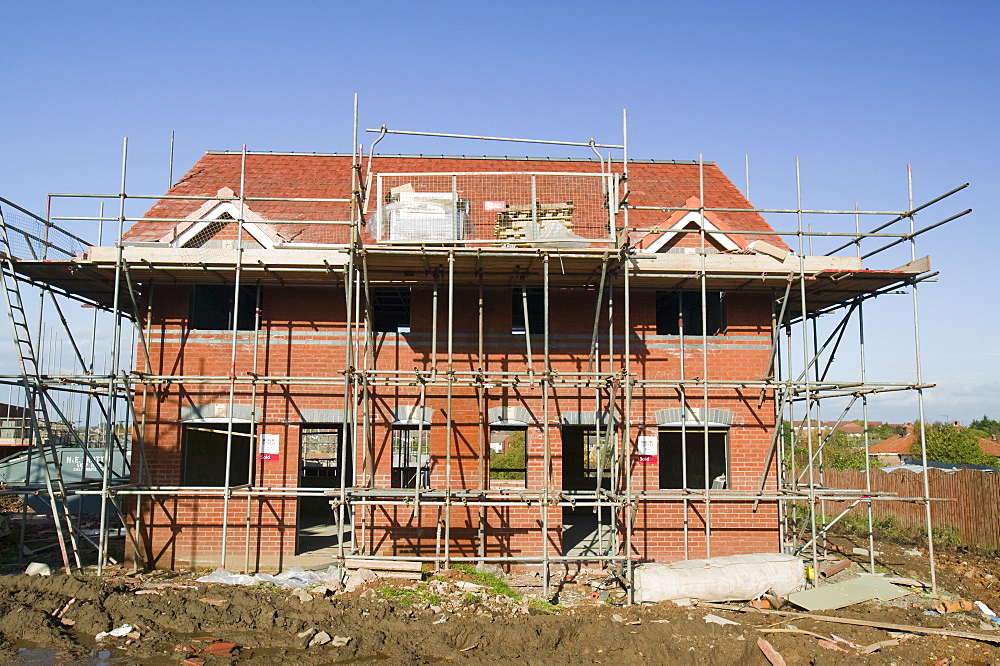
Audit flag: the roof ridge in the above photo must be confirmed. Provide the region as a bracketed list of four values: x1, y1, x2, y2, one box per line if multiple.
[204, 150, 713, 165]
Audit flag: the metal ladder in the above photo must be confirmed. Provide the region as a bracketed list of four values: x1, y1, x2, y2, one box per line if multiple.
[0, 208, 82, 572]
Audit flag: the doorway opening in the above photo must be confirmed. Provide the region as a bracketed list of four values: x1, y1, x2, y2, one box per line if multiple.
[561, 425, 615, 556]
[296, 424, 353, 555]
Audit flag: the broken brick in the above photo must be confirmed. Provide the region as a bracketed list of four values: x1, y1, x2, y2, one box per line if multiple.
[201, 642, 238, 656]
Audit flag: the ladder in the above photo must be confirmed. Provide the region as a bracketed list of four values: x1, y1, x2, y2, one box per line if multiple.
[0, 208, 82, 572]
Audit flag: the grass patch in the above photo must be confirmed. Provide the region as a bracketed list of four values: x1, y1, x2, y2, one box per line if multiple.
[813, 512, 966, 550]
[528, 597, 560, 614]
[450, 565, 560, 613]
[377, 584, 441, 607]
[932, 527, 962, 548]
[453, 564, 520, 599]
[378, 586, 420, 607]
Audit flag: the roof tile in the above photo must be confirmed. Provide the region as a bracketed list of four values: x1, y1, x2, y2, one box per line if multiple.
[124, 153, 785, 249]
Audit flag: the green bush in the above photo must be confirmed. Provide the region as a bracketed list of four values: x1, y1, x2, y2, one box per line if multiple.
[490, 431, 526, 480]
[910, 421, 998, 465]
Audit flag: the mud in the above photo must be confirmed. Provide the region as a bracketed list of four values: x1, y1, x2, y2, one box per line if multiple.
[0, 541, 997, 664]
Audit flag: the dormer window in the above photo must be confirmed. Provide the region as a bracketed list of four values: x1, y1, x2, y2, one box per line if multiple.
[183, 213, 234, 248]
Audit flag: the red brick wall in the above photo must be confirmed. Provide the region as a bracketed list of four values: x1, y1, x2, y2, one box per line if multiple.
[129, 284, 779, 570]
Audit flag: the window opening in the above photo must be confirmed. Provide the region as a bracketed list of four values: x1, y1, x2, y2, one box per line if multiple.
[489, 427, 527, 486]
[655, 291, 725, 336]
[512, 287, 544, 335]
[300, 425, 345, 483]
[391, 426, 430, 488]
[181, 422, 252, 487]
[581, 428, 613, 480]
[658, 428, 728, 489]
[372, 287, 411, 333]
[561, 426, 614, 491]
[190, 284, 258, 331]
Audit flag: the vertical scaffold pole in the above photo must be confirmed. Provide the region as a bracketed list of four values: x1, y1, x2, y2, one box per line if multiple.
[476, 273, 486, 561]
[444, 250, 455, 567]
[795, 157, 820, 585]
[907, 165, 937, 593]
[542, 252, 551, 597]
[339, 99, 360, 562]
[245, 285, 262, 572]
[698, 154, 712, 558]
[680, 279, 689, 559]
[220, 146, 248, 568]
[856, 205, 876, 573]
[98, 137, 128, 576]
[623, 247, 634, 603]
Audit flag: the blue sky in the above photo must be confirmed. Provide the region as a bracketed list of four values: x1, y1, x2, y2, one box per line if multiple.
[1, 1, 996, 424]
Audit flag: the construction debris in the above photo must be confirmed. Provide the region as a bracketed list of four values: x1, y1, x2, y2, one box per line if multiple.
[702, 602, 1000, 645]
[975, 600, 1000, 625]
[95, 624, 133, 641]
[936, 598, 974, 614]
[195, 566, 342, 589]
[24, 562, 51, 576]
[819, 559, 851, 578]
[786, 575, 908, 611]
[633, 553, 804, 603]
[860, 639, 900, 654]
[817, 639, 850, 652]
[756, 637, 786, 666]
[703, 613, 740, 627]
[0, 560, 998, 663]
[344, 558, 423, 579]
[758, 628, 828, 640]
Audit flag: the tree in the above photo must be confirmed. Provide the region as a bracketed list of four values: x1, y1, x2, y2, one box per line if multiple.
[781, 420, 793, 446]
[909, 421, 998, 465]
[970, 415, 1000, 439]
[490, 430, 526, 480]
[821, 431, 867, 470]
[791, 430, 867, 471]
[865, 423, 903, 442]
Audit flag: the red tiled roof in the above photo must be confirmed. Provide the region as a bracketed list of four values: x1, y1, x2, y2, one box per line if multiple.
[870, 434, 1000, 458]
[979, 438, 1000, 457]
[123, 153, 785, 248]
[868, 434, 915, 455]
[835, 422, 865, 434]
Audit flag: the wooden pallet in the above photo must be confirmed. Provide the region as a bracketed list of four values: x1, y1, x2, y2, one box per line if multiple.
[495, 201, 575, 240]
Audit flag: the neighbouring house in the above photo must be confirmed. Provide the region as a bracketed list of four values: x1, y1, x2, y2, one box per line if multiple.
[11, 150, 929, 571]
[868, 428, 918, 466]
[792, 420, 905, 441]
[0, 403, 29, 454]
[869, 423, 1000, 467]
[832, 422, 865, 438]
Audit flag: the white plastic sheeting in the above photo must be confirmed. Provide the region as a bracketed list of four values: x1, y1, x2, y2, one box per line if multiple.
[530, 219, 591, 248]
[379, 192, 467, 243]
[633, 553, 805, 603]
[196, 566, 343, 589]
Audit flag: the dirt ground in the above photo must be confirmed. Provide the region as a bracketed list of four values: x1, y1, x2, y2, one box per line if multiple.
[0, 529, 999, 664]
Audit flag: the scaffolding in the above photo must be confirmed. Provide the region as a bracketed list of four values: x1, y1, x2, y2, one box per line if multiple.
[0, 102, 971, 600]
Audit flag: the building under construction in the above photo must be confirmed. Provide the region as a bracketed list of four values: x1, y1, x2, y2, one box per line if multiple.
[0, 111, 969, 596]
